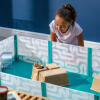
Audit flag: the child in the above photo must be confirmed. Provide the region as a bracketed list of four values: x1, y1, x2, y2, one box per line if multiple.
[49, 4, 84, 46]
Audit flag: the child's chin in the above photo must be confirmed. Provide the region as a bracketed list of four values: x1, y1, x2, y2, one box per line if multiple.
[61, 31, 66, 33]
[62, 31, 66, 33]
[58, 29, 66, 33]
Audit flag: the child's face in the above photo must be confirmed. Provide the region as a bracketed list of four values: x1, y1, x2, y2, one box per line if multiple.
[55, 15, 71, 33]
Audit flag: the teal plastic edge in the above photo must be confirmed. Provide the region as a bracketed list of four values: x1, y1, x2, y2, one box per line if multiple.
[88, 48, 99, 100]
[41, 82, 47, 97]
[87, 48, 92, 77]
[0, 70, 1, 86]
[48, 41, 52, 64]
[94, 95, 99, 100]
[14, 35, 18, 61]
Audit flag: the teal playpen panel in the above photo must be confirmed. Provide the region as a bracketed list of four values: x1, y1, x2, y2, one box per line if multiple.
[46, 83, 94, 100]
[17, 34, 89, 75]
[0, 72, 95, 100]
[17, 35, 48, 65]
[0, 72, 42, 96]
[0, 34, 100, 100]
[0, 36, 14, 56]
[52, 42, 88, 75]
[92, 49, 100, 77]
[0, 36, 14, 70]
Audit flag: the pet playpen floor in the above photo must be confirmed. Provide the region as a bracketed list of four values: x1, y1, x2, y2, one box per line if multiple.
[3, 60, 100, 96]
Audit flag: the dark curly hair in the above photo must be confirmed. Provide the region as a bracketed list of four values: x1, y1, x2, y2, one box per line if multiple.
[56, 3, 77, 25]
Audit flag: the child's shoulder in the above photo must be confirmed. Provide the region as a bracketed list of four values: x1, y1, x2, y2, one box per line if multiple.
[49, 20, 56, 28]
[72, 22, 83, 35]
[73, 22, 83, 32]
[49, 20, 56, 33]
[50, 20, 55, 25]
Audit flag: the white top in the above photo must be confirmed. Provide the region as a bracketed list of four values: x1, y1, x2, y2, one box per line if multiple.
[49, 20, 83, 45]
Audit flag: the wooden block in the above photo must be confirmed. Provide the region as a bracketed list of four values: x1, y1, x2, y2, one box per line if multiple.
[32, 63, 70, 86]
[39, 68, 70, 86]
[91, 74, 100, 92]
[46, 63, 60, 69]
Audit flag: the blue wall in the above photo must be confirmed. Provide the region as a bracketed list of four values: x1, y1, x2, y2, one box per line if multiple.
[12, 0, 49, 33]
[0, 0, 100, 42]
[0, 0, 12, 27]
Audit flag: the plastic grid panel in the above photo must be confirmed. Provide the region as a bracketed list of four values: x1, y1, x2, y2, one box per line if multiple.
[17, 35, 48, 65]
[0, 36, 14, 70]
[52, 42, 88, 75]
[46, 83, 94, 100]
[0, 36, 14, 56]
[0, 72, 42, 96]
[92, 48, 100, 77]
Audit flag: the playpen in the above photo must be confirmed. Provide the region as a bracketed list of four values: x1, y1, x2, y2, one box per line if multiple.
[0, 28, 100, 100]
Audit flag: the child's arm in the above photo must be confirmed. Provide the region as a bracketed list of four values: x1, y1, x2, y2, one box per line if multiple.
[51, 32, 57, 42]
[77, 33, 84, 46]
